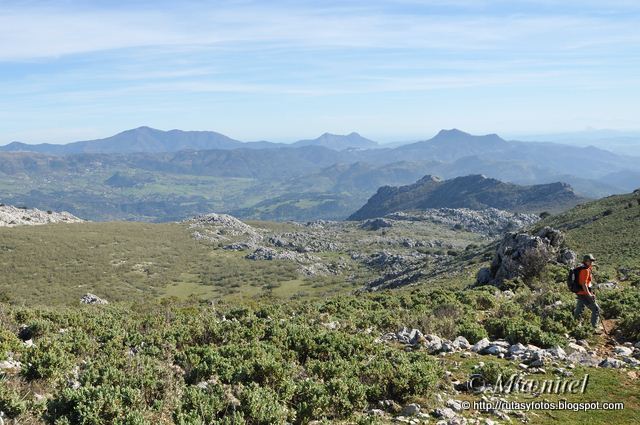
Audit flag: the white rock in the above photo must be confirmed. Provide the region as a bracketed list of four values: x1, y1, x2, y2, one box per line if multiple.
[400, 403, 421, 417]
[472, 338, 491, 353]
[508, 343, 526, 355]
[614, 346, 633, 357]
[546, 346, 566, 360]
[0, 359, 22, 373]
[80, 293, 108, 305]
[0, 204, 83, 227]
[485, 345, 508, 355]
[565, 342, 587, 355]
[599, 357, 625, 368]
[453, 336, 471, 350]
[446, 399, 463, 412]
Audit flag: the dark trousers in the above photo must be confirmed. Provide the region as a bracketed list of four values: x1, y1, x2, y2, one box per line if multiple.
[573, 295, 601, 328]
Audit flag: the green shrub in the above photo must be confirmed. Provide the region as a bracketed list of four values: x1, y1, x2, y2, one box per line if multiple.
[46, 386, 146, 425]
[240, 383, 291, 424]
[292, 378, 330, 423]
[22, 338, 74, 381]
[0, 383, 27, 418]
[618, 313, 640, 341]
[484, 317, 563, 348]
[455, 320, 488, 344]
[477, 361, 516, 385]
[174, 384, 228, 424]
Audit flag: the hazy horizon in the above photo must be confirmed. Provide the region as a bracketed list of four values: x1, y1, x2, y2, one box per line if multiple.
[4, 126, 640, 149]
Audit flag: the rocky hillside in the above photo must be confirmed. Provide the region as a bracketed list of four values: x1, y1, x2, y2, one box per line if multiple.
[0, 204, 83, 227]
[349, 174, 582, 220]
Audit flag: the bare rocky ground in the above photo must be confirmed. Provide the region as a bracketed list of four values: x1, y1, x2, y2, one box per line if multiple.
[358, 326, 640, 424]
[0, 204, 83, 227]
[181, 209, 535, 289]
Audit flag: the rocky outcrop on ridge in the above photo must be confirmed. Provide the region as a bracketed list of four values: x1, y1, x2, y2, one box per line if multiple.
[477, 226, 577, 285]
[182, 213, 264, 246]
[0, 204, 83, 227]
[386, 208, 540, 236]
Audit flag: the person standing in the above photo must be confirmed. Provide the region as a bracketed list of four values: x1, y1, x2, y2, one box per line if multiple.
[573, 254, 602, 331]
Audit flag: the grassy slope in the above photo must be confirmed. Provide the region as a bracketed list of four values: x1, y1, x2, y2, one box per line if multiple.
[535, 190, 640, 278]
[0, 222, 303, 305]
[1, 194, 639, 423]
[0, 217, 484, 306]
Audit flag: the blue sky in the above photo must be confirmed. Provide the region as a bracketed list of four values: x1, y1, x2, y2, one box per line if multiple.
[1, 0, 639, 144]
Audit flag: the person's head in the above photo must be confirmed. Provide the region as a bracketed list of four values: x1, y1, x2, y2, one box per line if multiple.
[583, 254, 596, 266]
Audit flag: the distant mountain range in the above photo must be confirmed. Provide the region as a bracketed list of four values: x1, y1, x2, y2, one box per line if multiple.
[0, 127, 379, 154]
[349, 174, 582, 220]
[1, 127, 638, 222]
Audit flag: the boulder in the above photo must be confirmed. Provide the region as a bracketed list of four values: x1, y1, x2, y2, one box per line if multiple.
[599, 357, 625, 368]
[446, 399, 463, 412]
[472, 338, 491, 353]
[396, 327, 425, 345]
[567, 352, 602, 367]
[597, 281, 618, 290]
[452, 336, 471, 350]
[546, 346, 567, 360]
[80, 293, 108, 305]
[476, 226, 572, 285]
[360, 218, 393, 231]
[614, 346, 633, 357]
[433, 407, 458, 420]
[0, 359, 22, 373]
[485, 345, 508, 356]
[565, 342, 587, 355]
[400, 403, 421, 417]
[508, 343, 526, 355]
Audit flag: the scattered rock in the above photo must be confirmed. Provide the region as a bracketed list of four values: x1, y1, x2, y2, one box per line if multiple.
[385, 208, 539, 236]
[0, 359, 22, 374]
[565, 342, 587, 355]
[614, 346, 633, 357]
[452, 336, 471, 350]
[446, 399, 463, 412]
[400, 403, 421, 417]
[599, 357, 625, 368]
[361, 218, 393, 231]
[80, 293, 108, 305]
[472, 338, 491, 353]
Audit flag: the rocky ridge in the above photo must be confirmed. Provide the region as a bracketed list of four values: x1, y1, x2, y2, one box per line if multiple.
[349, 174, 581, 220]
[385, 208, 540, 236]
[0, 204, 83, 227]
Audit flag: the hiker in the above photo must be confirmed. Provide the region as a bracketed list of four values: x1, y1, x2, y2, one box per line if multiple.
[573, 254, 602, 330]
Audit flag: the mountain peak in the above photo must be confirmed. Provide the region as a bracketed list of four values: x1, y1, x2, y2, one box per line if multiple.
[293, 132, 378, 150]
[435, 128, 470, 138]
[431, 129, 505, 144]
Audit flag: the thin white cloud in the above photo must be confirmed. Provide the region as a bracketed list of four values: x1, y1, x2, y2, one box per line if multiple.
[1, 2, 639, 61]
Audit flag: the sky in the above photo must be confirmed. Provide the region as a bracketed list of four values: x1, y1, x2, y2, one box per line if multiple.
[1, 0, 639, 144]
